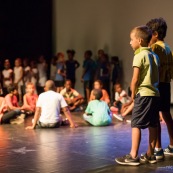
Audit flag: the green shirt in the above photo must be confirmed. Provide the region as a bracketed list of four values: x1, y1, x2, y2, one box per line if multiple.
[151, 41, 173, 83]
[133, 47, 160, 97]
[85, 100, 112, 126]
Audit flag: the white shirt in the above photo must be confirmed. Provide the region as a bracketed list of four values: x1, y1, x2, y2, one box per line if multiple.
[2, 69, 13, 86]
[14, 66, 23, 85]
[37, 90, 67, 123]
[115, 90, 130, 104]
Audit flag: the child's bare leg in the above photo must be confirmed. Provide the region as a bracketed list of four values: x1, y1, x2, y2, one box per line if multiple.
[147, 127, 157, 156]
[86, 88, 90, 103]
[159, 112, 165, 123]
[122, 102, 134, 117]
[130, 127, 141, 158]
[155, 122, 162, 148]
[162, 111, 173, 145]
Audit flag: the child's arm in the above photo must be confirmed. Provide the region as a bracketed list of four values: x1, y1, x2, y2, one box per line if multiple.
[130, 67, 140, 100]
[102, 89, 110, 104]
[62, 107, 77, 128]
[25, 107, 41, 130]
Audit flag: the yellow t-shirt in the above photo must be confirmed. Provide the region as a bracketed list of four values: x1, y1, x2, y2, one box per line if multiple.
[151, 41, 173, 83]
[133, 47, 160, 97]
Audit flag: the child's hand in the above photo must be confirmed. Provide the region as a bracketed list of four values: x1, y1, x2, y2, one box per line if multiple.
[25, 126, 35, 130]
[70, 123, 78, 128]
[113, 102, 117, 106]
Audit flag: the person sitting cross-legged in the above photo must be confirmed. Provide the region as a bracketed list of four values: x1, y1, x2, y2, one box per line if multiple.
[83, 89, 112, 126]
[60, 80, 84, 111]
[26, 80, 77, 129]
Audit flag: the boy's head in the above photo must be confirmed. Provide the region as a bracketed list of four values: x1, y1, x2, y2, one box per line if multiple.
[146, 17, 167, 41]
[130, 25, 152, 50]
[94, 80, 103, 90]
[64, 80, 72, 91]
[84, 50, 92, 59]
[7, 84, 18, 95]
[114, 83, 122, 93]
[57, 52, 64, 62]
[67, 49, 75, 60]
[26, 83, 35, 94]
[15, 58, 22, 67]
[93, 89, 103, 100]
[4, 59, 10, 69]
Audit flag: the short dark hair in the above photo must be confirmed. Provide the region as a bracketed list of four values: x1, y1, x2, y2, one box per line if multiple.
[85, 50, 92, 57]
[131, 25, 152, 45]
[146, 17, 167, 40]
[66, 49, 75, 56]
[93, 89, 103, 100]
[7, 84, 17, 93]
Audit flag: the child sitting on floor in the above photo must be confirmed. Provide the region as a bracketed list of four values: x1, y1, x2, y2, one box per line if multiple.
[60, 80, 84, 111]
[0, 97, 21, 124]
[4, 85, 24, 124]
[89, 80, 110, 105]
[21, 82, 38, 114]
[83, 89, 112, 126]
[110, 83, 131, 121]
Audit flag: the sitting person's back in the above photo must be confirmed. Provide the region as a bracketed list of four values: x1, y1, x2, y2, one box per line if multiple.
[83, 89, 112, 126]
[26, 80, 77, 129]
[60, 80, 84, 111]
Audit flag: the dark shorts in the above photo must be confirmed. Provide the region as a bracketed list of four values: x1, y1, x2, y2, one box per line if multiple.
[131, 94, 159, 129]
[54, 80, 65, 87]
[37, 121, 61, 128]
[84, 80, 93, 90]
[159, 82, 170, 112]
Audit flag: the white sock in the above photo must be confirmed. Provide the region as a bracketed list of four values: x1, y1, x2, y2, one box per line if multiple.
[155, 148, 162, 151]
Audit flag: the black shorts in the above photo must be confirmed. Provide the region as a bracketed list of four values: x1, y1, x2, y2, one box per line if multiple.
[54, 80, 65, 87]
[131, 94, 159, 129]
[159, 82, 170, 112]
[37, 121, 61, 128]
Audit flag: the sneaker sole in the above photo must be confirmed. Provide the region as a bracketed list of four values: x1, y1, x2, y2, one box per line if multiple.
[140, 158, 157, 164]
[113, 114, 123, 121]
[155, 155, 164, 160]
[164, 152, 173, 155]
[115, 159, 140, 166]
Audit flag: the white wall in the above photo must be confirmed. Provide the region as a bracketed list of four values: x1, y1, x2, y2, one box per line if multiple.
[52, 0, 173, 95]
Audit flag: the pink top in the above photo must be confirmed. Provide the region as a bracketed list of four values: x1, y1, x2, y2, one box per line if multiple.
[25, 94, 38, 111]
[5, 94, 19, 110]
[89, 89, 110, 104]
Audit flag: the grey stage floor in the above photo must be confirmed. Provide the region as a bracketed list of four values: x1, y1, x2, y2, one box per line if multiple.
[0, 110, 173, 173]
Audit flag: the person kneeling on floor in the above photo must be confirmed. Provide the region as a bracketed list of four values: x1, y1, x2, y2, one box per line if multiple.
[25, 80, 77, 129]
[83, 89, 112, 126]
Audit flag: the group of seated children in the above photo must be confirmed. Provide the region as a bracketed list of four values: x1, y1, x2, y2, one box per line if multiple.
[0, 83, 38, 125]
[0, 77, 133, 127]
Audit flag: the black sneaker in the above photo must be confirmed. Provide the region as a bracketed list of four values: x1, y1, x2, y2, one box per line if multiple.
[154, 149, 164, 160]
[164, 145, 173, 155]
[115, 154, 140, 166]
[140, 153, 157, 164]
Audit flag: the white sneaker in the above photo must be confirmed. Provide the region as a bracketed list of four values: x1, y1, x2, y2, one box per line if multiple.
[113, 114, 124, 121]
[126, 119, 131, 123]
